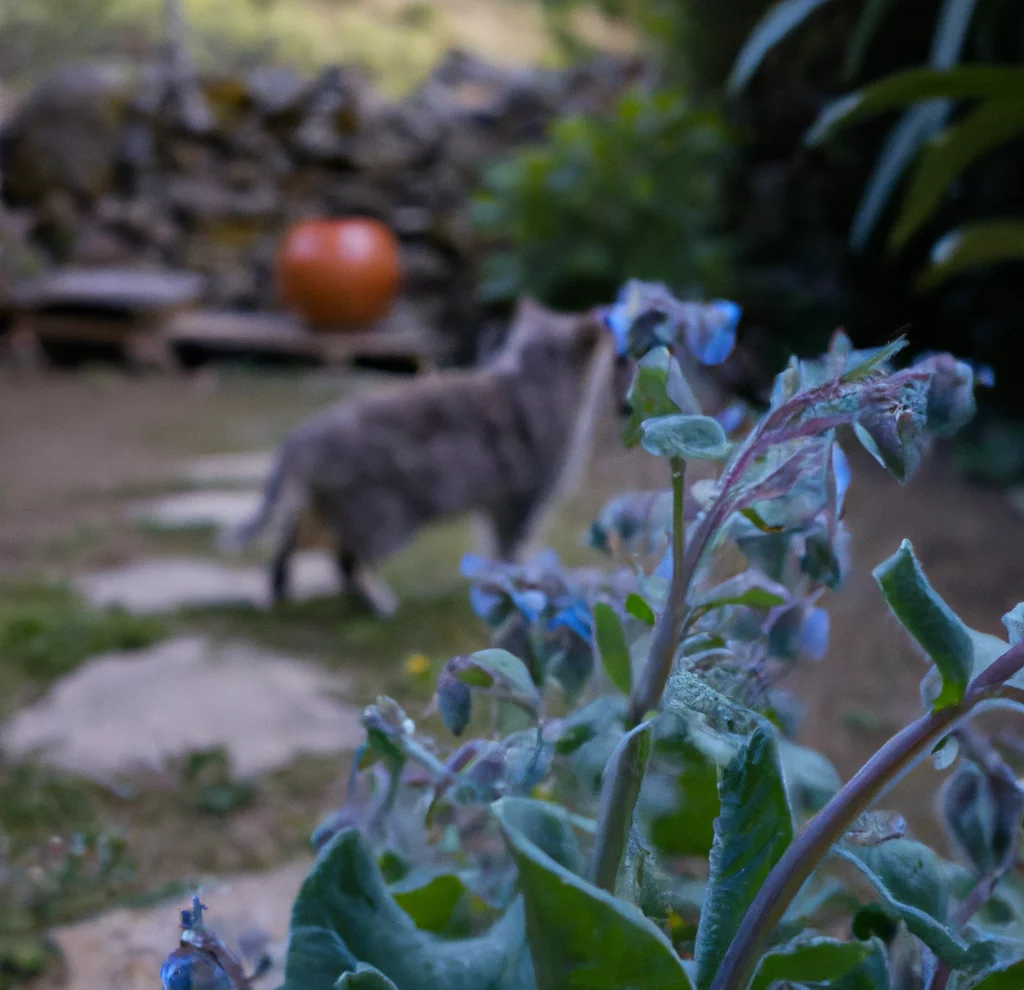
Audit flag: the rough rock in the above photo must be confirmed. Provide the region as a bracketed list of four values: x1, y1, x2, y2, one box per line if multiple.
[1, 634, 363, 778]
[73, 553, 338, 613]
[50, 859, 311, 990]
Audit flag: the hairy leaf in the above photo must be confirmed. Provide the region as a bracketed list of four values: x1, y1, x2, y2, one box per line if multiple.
[494, 797, 693, 990]
[694, 726, 794, 989]
[1002, 604, 1024, 646]
[283, 829, 534, 990]
[966, 958, 1024, 990]
[641, 414, 730, 461]
[336, 964, 400, 989]
[623, 348, 698, 448]
[837, 842, 993, 968]
[626, 593, 657, 626]
[594, 603, 632, 694]
[389, 873, 467, 933]
[438, 650, 541, 735]
[694, 573, 789, 611]
[749, 935, 877, 990]
[873, 540, 973, 708]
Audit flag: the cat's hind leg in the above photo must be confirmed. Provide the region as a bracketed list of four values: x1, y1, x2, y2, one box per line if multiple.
[269, 520, 300, 605]
[338, 550, 399, 619]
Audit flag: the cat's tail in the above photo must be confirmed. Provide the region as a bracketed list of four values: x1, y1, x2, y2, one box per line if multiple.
[218, 446, 305, 553]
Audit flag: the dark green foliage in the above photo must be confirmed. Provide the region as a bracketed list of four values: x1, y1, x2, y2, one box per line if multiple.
[474, 90, 732, 311]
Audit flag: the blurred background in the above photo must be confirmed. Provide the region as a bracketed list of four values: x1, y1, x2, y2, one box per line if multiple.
[1, 0, 1023, 986]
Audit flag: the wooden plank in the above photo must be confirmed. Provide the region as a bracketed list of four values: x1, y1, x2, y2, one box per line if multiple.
[15, 268, 205, 313]
[165, 309, 444, 369]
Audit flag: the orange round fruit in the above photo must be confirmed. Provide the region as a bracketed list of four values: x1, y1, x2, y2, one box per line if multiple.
[276, 217, 402, 330]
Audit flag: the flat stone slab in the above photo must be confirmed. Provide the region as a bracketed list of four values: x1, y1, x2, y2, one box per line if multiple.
[1, 635, 363, 777]
[132, 490, 261, 531]
[185, 451, 274, 486]
[74, 553, 338, 614]
[51, 858, 311, 990]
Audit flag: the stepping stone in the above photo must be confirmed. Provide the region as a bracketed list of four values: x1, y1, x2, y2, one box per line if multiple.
[132, 490, 261, 531]
[1, 635, 363, 778]
[74, 553, 338, 613]
[50, 858, 311, 990]
[186, 451, 274, 486]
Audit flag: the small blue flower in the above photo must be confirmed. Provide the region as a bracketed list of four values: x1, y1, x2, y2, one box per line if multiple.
[716, 401, 747, 435]
[510, 589, 547, 623]
[460, 553, 490, 579]
[800, 607, 830, 661]
[469, 586, 506, 624]
[549, 600, 593, 640]
[686, 300, 741, 367]
[831, 443, 851, 514]
[161, 949, 234, 990]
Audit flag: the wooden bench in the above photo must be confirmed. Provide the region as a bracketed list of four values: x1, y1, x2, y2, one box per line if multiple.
[6, 268, 446, 373]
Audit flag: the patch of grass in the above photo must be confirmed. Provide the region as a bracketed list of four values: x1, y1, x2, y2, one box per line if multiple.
[0, 581, 167, 707]
[0, 763, 100, 847]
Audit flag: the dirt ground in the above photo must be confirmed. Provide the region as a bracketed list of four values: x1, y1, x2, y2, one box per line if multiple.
[1, 360, 1023, 947]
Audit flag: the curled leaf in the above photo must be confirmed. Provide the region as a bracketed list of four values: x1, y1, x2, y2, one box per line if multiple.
[873, 540, 973, 709]
[641, 413, 731, 461]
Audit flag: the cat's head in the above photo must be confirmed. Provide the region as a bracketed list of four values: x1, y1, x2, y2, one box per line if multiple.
[504, 297, 630, 406]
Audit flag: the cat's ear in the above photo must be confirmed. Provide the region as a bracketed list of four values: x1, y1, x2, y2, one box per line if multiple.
[512, 295, 546, 326]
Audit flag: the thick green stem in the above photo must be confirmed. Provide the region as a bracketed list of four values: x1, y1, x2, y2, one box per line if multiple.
[593, 458, 687, 891]
[709, 640, 1024, 990]
[628, 457, 688, 726]
[590, 721, 654, 891]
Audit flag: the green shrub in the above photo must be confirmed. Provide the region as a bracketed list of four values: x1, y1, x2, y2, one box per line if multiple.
[474, 89, 734, 311]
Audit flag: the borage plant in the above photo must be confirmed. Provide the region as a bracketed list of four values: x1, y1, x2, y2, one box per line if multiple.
[163, 282, 1024, 990]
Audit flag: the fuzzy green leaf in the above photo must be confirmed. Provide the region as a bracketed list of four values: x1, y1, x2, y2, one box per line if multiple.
[622, 348, 697, 448]
[626, 593, 657, 626]
[968, 958, 1024, 990]
[837, 842, 993, 969]
[390, 874, 466, 933]
[494, 797, 692, 990]
[695, 573, 789, 611]
[336, 964, 400, 989]
[283, 830, 533, 990]
[641, 414, 730, 461]
[749, 935, 878, 990]
[594, 603, 633, 694]
[694, 726, 794, 989]
[873, 540, 973, 709]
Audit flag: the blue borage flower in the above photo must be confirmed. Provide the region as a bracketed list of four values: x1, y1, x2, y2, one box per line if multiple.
[549, 599, 593, 640]
[832, 442, 851, 515]
[599, 279, 742, 366]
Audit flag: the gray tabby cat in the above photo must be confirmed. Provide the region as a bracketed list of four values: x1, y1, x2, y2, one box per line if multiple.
[220, 298, 616, 616]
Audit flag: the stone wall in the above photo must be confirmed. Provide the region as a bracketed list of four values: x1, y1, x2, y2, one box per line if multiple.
[0, 52, 644, 359]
